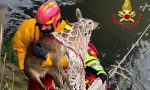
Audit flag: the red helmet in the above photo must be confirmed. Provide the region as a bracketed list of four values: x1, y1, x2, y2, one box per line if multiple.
[35, 1, 61, 29]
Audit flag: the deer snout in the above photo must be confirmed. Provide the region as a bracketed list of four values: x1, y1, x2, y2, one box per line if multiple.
[93, 22, 101, 29]
[97, 23, 101, 29]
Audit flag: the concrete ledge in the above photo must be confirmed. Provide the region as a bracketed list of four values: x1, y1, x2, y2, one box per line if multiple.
[0, 4, 6, 51]
[0, 3, 6, 25]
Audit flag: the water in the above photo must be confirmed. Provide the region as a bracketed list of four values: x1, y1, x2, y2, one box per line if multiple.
[0, 0, 150, 90]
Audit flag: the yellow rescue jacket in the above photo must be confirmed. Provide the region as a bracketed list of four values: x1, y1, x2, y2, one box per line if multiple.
[12, 18, 71, 70]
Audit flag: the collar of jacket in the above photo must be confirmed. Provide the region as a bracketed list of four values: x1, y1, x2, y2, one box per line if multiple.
[54, 19, 72, 32]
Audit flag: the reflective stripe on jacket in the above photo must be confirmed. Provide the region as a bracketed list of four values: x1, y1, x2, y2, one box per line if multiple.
[85, 54, 106, 75]
[86, 45, 107, 75]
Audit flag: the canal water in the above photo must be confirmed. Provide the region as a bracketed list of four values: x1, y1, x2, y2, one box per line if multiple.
[0, 0, 150, 90]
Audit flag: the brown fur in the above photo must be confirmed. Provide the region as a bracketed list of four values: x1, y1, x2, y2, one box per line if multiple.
[24, 36, 69, 89]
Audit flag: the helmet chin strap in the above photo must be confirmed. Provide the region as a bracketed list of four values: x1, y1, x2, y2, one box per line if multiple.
[54, 19, 67, 32]
[54, 18, 62, 29]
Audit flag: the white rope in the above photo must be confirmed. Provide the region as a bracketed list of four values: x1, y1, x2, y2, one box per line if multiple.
[109, 24, 150, 78]
[88, 79, 106, 90]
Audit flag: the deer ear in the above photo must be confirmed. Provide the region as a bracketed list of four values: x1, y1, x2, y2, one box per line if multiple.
[76, 8, 82, 21]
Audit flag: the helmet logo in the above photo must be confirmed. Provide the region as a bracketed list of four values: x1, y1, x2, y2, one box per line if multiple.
[42, 2, 55, 12]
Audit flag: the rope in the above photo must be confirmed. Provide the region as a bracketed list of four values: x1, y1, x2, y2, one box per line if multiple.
[51, 18, 95, 90]
[109, 24, 150, 78]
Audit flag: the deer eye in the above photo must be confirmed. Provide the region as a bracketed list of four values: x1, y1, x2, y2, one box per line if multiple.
[89, 22, 92, 24]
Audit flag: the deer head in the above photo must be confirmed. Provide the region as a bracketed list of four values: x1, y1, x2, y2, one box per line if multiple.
[76, 8, 100, 30]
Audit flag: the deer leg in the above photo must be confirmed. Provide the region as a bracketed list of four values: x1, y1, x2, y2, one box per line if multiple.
[57, 66, 72, 90]
[29, 69, 46, 89]
[48, 67, 64, 89]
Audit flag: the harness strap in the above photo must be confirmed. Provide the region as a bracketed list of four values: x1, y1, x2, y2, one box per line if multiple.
[33, 26, 36, 42]
[30, 26, 37, 45]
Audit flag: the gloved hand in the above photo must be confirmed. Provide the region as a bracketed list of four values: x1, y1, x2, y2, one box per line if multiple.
[30, 42, 48, 60]
[97, 74, 108, 84]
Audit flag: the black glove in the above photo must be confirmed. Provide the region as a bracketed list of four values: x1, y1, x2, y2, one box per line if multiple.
[30, 42, 48, 60]
[97, 74, 108, 83]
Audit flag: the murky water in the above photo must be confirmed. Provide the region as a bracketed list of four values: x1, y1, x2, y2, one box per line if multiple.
[0, 0, 150, 90]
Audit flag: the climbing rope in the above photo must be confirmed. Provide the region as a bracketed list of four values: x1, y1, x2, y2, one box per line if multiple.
[109, 24, 150, 78]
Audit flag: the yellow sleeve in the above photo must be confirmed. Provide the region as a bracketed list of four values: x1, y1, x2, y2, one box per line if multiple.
[12, 19, 38, 70]
[17, 52, 26, 70]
